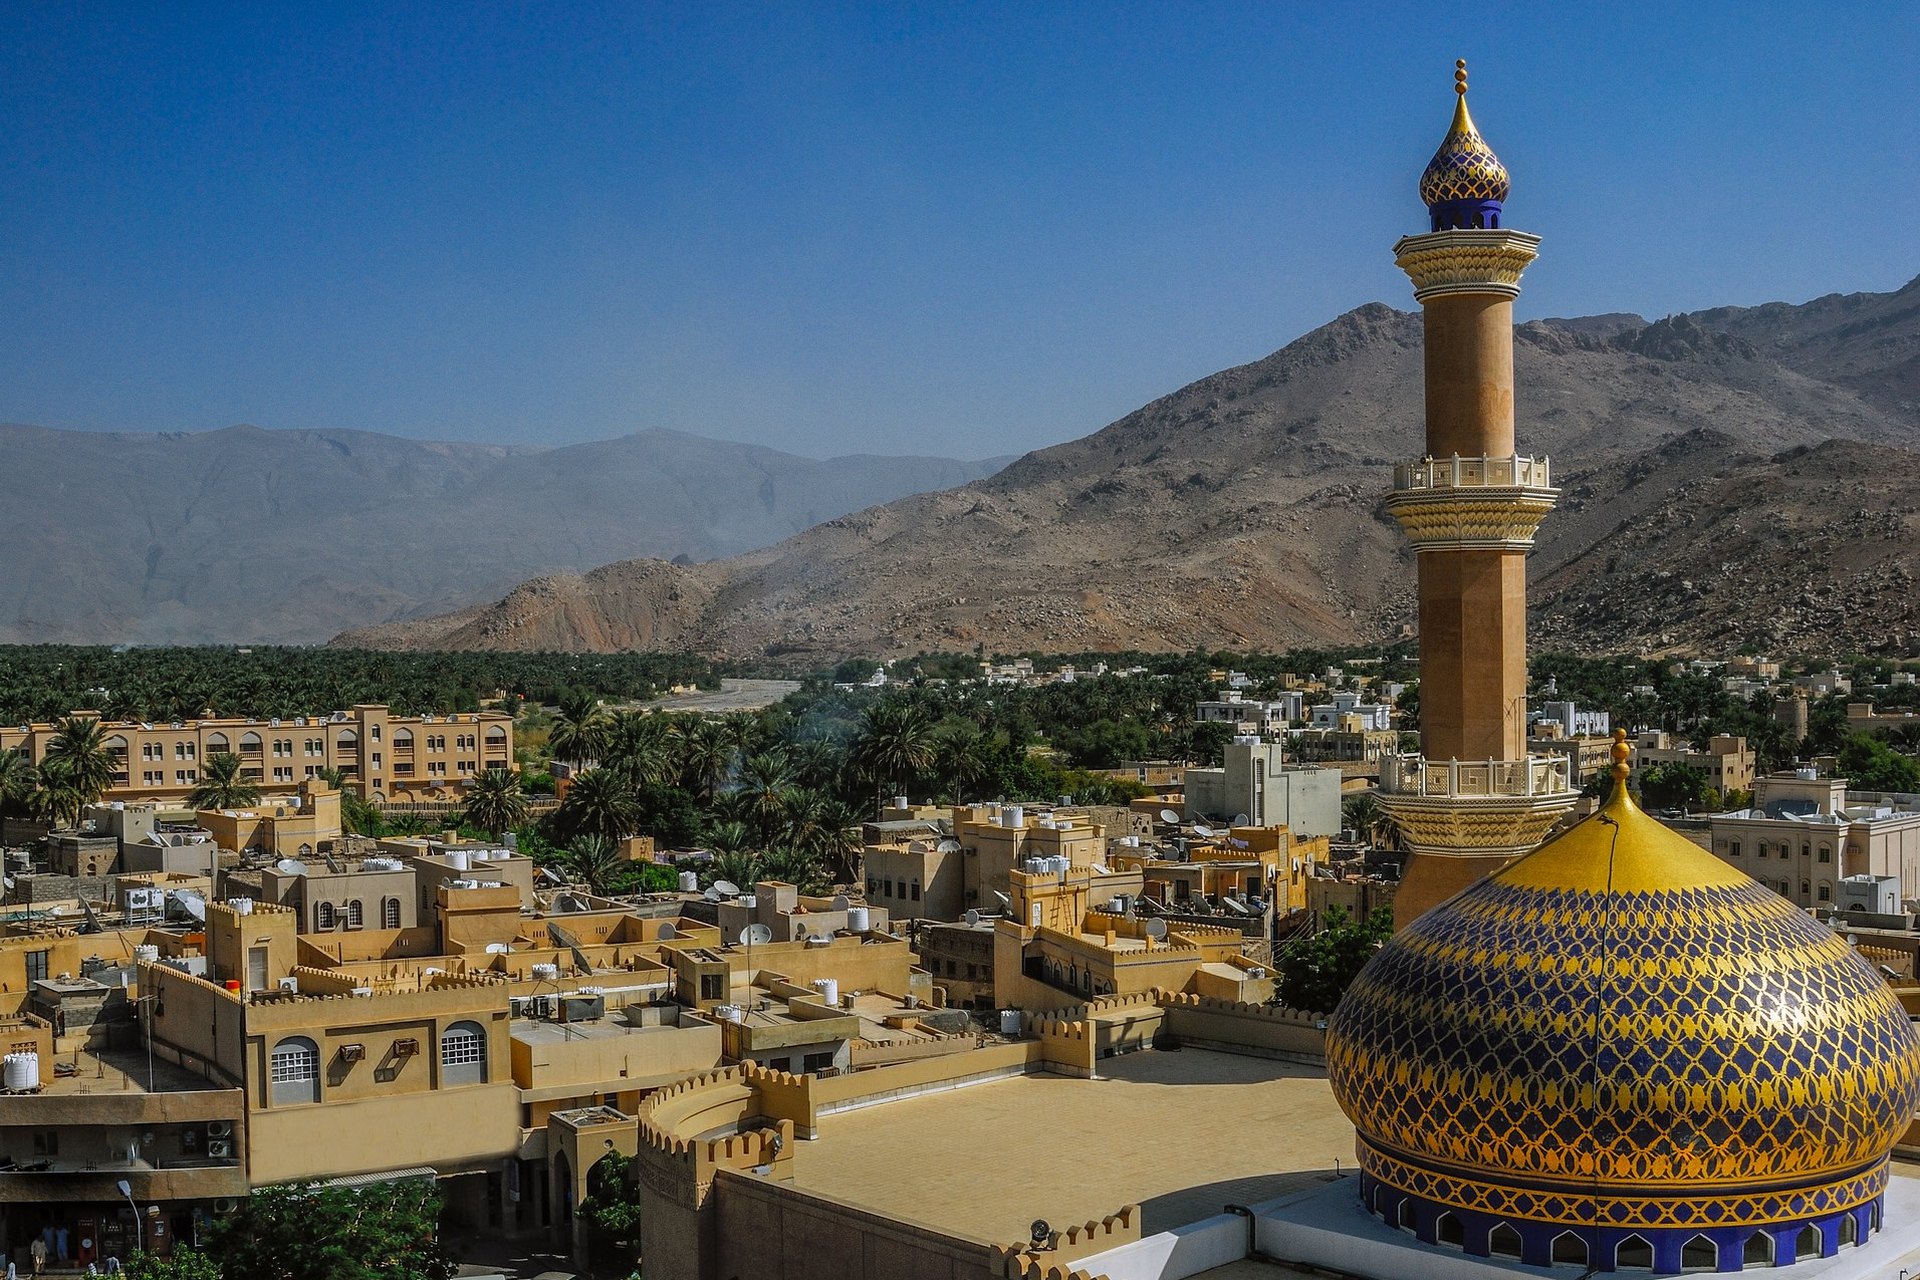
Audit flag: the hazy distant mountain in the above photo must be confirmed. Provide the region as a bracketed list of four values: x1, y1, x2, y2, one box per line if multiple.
[0, 425, 1005, 644]
[337, 275, 1920, 659]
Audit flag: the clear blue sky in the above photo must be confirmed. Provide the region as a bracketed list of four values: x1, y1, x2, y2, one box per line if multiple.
[3, 2, 1914, 458]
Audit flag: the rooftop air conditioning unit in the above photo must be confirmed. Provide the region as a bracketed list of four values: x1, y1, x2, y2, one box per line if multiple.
[207, 1121, 232, 1139]
[207, 1139, 232, 1158]
[337, 1043, 365, 1063]
[277, 977, 298, 992]
[392, 1038, 419, 1057]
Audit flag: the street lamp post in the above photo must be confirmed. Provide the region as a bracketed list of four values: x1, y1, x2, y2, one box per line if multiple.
[116, 1178, 144, 1256]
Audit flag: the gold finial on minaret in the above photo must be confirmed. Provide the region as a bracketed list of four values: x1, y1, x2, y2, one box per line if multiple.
[1455, 58, 1468, 95]
[1611, 728, 1631, 784]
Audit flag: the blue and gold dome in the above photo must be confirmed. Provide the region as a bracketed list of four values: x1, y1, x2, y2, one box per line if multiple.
[1327, 733, 1920, 1272]
[1419, 61, 1511, 231]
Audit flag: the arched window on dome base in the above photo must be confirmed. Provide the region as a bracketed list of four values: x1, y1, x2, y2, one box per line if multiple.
[1434, 1212, 1463, 1250]
[1792, 1225, 1820, 1262]
[1614, 1234, 1653, 1271]
[1396, 1199, 1415, 1233]
[1550, 1232, 1587, 1266]
[1487, 1223, 1522, 1260]
[1840, 1212, 1859, 1247]
[1742, 1231, 1772, 1266]
[1680, 1234, 1717, 1271]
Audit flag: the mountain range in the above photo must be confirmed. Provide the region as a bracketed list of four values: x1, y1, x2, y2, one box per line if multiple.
[334, 274, 1920, 660]
[0, 425, 1004, 644]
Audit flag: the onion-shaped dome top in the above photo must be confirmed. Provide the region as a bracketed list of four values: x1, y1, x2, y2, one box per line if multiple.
[1419, 61, 1511, 231]
[1326, 732, 1920, 1251]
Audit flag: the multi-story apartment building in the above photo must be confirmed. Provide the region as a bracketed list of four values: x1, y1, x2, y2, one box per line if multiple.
[1634, 731, 1757, 798]
[0, 705, 512, 806]
[1709, 770, 1920, 909]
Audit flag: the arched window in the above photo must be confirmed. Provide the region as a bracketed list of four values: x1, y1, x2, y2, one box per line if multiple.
[1756, 843, 1768, 858]
[1840, 1213, 1858, 1247]
[382, 897, 401, 929]
[1818, 882, 1832, 902]
[269, 1036, 320, 1105]
[1681, 1234, 1716, 1271]
[1818, 845, 1831, 862]
[1615, 1234, 1653, 1270]
[316, 902, 336, 929]
[486, 726, 507, 744]
[346, 899, 363, 927]
[206, 732, 229, 753]
[440, 1020, 487, 1085]
[1396, 1199, 1415, 1232]
[1488, 1223, 1522, 1259]
[1729, 841, 1741, 858]
[1551, 1232, 1587, 1265]
[393, 728, 413, 748]
[1792, 1226, 1819, 1262]
[1802, 842, 1812, 859]
[1801, 880, 1811, 897]
[1742, 1232, 1772, 1265]
[240, 732, 262, 752]
[1435, 1212, 1463, 1249]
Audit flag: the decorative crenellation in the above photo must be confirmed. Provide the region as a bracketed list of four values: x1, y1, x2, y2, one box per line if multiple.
[1384, 491, 1557, 551]
[989, 1203, 1138, 1276]
[1393, 228, 1541, 301]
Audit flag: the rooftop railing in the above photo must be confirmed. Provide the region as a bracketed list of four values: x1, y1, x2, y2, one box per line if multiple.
[1392, 453, 1552, 492]
[1379, 752, 1573, 798]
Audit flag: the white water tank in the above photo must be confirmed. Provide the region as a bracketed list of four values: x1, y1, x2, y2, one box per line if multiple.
[3, 1052, 40, 1092]
[230, 897, 254, 915]
[531, 963, 561, 981]
[133, 944, 160, 965]
[847, 906, 870, 932]
[678, 871, 699, 893]
[813, 977, 839, 1006]
[893, 794, 909, 809]
[716, 1004, 745, 1023]
[999, 1009, 1023, 1035]
[447, 849, 472, 871]
[1003, 805, 1024, 829]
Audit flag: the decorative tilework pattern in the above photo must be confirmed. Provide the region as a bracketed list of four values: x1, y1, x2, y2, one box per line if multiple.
[1419, 98, 1511, 209]
[1325, 781, 1920, 1263]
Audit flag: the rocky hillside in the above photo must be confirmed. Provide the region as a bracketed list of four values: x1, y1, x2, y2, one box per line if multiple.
[0, 425, 1002, 644]
[337, 275, 1920, 659]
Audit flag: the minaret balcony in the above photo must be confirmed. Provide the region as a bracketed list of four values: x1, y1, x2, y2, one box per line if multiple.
[1379, 750, 1570, 799]
[1387, 453, 1557, 551]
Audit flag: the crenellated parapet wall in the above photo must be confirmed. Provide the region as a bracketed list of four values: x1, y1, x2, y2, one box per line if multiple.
[990, 1203, 1138, 1277]
[1156, 991, 1327, 1063]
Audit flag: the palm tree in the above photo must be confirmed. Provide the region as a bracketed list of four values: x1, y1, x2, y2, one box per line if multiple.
[737, 750, 796, 846]
[850, 702, 935, 800]
[0, 750, 38, 818]
[42, 716, 116, 810]
[563, 834, 625, 896]
[189, 752, 260, 810]
[30, 758, 88, 830]
[933, 722, 994, 802]
[781, 789, 866, 886]
[549, 694, 610, 768]
[462, 767, 529, 838]
[704, 819, 754, 858]
[556, 767, 639, 841]
[758, 845, 827, 895]
[707, 847, 761, 892]
[674, 718, 735, 802]
[605, 711, 673, 786]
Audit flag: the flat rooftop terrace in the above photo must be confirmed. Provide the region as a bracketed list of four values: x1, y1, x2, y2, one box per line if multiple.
[788, 1047, 1354, 1245]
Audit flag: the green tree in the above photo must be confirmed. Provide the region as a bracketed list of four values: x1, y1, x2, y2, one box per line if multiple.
[201, 1178, 455, 1280]
[43, 714, 117, 808]
[564, 833, 626, 895]
[931, 722, 994, 802]
[1838, 733, 1920, 794]
[556, 768, 640, 841]
[31, 757, 89, 829]
[548, 693, 610, 768]
[849, 701, 935, 798]
[0, 749, 38, 817]
[674, 718, 736, 802]
[1638, 762, 1712, 812]
[578, 1150, 644, 1262]
[462, 767, 529, 838]
[708, 847, 761, 891]
[189, 752, 261, 810]
[127, 1248, 224, 1279]
[1274, 906, 1394, 1015]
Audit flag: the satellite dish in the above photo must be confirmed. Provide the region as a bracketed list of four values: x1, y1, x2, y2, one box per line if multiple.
[704, 887, 723, 902]
[1144, 918, 1169, 941]
[275, 859, 307, 876]
[993, 891, 1012, 909]
[1030, 1219, 1052, 1246]
[830, 894, 850, 912]
[740, 923, 774, 947]
[1233, 813, 1250, 827]
[1192, 823, 1215, 839]
[713, 880, 741, 898]
[1159, 808, 1182, 825]
[936, 838, 962, 854]
[658, 922, 677, 940]
[964, 909, 981, 926]
[484, 942, 509, 954]
[794, 923, 809, 939]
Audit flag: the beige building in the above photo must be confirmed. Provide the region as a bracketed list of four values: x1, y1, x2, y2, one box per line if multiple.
[0, 705, 512, 806]
[1632, 730, 1756, 798]
[1710, 771, 1920, 909]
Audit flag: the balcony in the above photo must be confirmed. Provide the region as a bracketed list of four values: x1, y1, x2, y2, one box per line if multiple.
[1392, 453, 1551, 492]
[1379, 752, 1571, 798]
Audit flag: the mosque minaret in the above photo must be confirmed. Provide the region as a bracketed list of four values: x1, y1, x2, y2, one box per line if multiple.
[1376, 60, 1577, 925]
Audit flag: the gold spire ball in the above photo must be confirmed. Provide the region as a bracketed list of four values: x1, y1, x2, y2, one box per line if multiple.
[1417, 59, 1511, 212]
